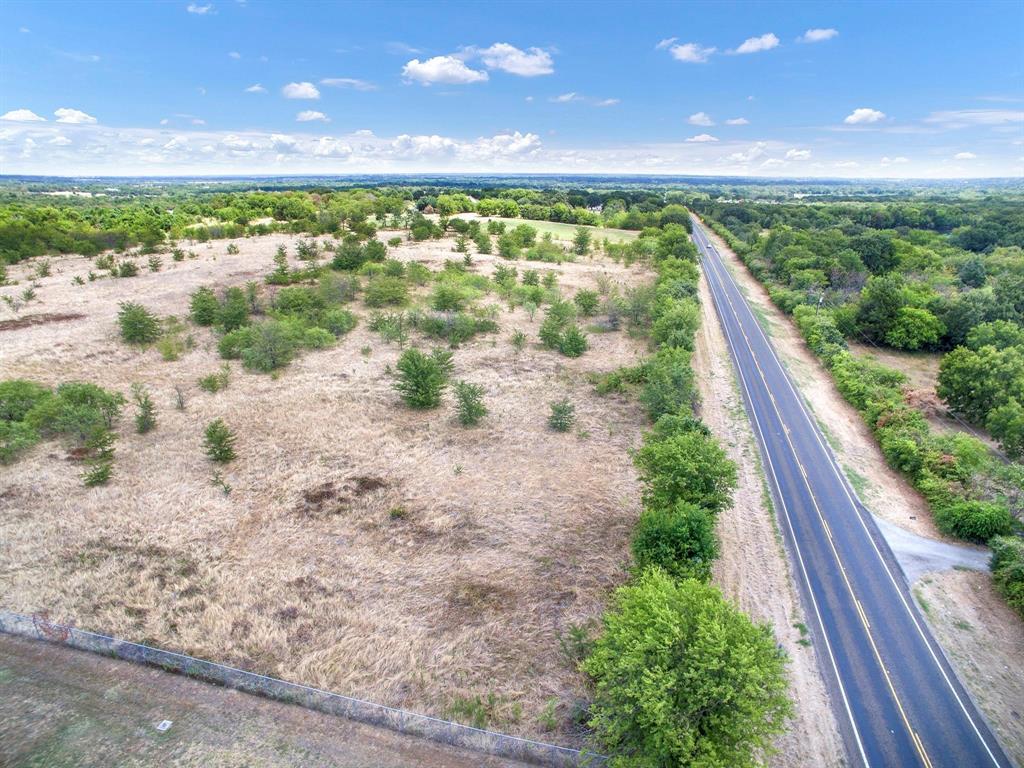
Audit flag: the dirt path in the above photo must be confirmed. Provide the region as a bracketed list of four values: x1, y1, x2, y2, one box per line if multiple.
[693, 274, 846, 767]
[697, 220, 1024, 767]
[0, 634, 528, 768]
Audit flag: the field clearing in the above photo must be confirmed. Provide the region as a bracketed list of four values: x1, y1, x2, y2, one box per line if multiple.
[453, 214, 640, 244]
[0, 231, 655, 744]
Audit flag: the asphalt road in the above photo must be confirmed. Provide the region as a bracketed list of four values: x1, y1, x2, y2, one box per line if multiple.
[692, 217, 1011, 768]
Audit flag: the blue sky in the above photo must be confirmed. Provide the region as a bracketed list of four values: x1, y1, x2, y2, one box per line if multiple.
[1, 0, 1022, 177]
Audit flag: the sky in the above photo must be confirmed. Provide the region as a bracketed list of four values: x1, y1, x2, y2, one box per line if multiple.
[1, 0, 1022, 179]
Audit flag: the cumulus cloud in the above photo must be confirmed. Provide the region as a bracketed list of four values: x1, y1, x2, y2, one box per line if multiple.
[312, 137, 352, 158]
[49, 135, 72, 146]
[798, 28, 838, 43]
[245, 83, 266, 93]
[655, 37, 678, 50]
[296, 110, 329, 122]
[186, 3, 213, 14]
[686, 134, 718, 142]
[761, 158, 786, 167]
[1, 109, 46, 122]
[320, 77, 377, 91]
[844, 107, 886, 124]
[402, 56, 488, 85]
[880, 156, 909, 165]
[688, 112, 714, 126]
[725, 117, 749, 125]
[954, 151, 977, 160]
[669, 42, 716, 63]
[834, 161, 859, 168]
[725, 142, 768, 163]
[732, 33, 779, 54]
[476, 43, 553, 76]
[785, 148, 811, 160]
[55, 108, 97, 124]
[282, 82, 320, 99]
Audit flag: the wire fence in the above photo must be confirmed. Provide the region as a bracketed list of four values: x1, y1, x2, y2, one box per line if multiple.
[0, 610, 604, 768]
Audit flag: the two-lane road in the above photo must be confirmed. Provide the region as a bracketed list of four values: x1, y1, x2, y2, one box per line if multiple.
[692, 216, 1011, 768]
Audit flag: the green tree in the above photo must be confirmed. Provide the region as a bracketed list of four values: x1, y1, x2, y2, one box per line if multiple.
[189, 287, 220, 326]
[203, 419, 237, 463]
[573, 227, 592, 256]
[632, 501, 719, 581]
[394, 348, 453, 409]
[453, 381, 487, 426]
[583, 571, 792, 768]
[117, 302, 161, 345]
[634, 429, 737, 513]
[884, 307, 944, 350]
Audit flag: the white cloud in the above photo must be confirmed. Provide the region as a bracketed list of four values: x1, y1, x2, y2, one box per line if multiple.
[312, 137, 352, 158]
[551, 92, 582, 103]
[761, 158, 786, 167]
[880, 156, 909, 165]
[270, 134, 299, 153]
[282, 82, 320, 99]
[595, 98, 620, 107]
[669, 43, 716, 63]
[57, 50, 101, 63]
[49, 135, 72, 146]
[686, 134, 718, 143]
[655, 37, 678, 50]
[163, 135, 188, 150]
[785, 148, 811, 160]
[191, 118, 206, 126]
[1, 109, 46, 122]
[844, 107, 886, 124]
[732, 33, 779, 54]
[55, 108, 97, 124]
[725, 117, 749, 125]
[688, 112, 714, 126]
[477, 43, 553, 76]
[245, 84, 266, 93]
[924, 109, 1024, 127]
[186, 3, 213, 14]
[387, 41, 422, 55]
[228, 51, 241, 59]
[725, 142, 768, 163]
[798, 28, 838, 43]
[159, 118, 169, 125]
[834, 161, 859, 168]
[320, 77, 377, 91]
[524, 96, 534, 102]
[954, 151, 977, 160]
[19, 26, 29, 33]
[402, 56, 488, 85]
[296, 110, 329, 122]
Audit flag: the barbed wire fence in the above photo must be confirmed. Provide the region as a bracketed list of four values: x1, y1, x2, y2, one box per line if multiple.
[1, 610, 603, 768]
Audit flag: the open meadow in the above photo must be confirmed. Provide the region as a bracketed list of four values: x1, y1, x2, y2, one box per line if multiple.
[0, 226, 655, 744]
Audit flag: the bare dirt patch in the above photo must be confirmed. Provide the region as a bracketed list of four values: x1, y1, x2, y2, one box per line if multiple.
[0, 231, 653, 745]
[694, 273, 845, 767]
[0, 312, 85, 332]
[913, 570, 1024, 766]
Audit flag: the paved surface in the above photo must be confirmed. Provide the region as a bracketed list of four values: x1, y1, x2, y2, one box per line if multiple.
[0, 634, 528, 768]
[693, 217, 1011, 768]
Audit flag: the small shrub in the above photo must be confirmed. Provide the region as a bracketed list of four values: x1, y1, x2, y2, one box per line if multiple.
[364, 276, 409, 307]
[321, 308, 357, 337]
[131, 383, 157, 434]
[934, 500, 1014, 543]
[218, 286, 249, 332]
[510, 329, 527, 353]
[81, 430, 115, 487]
[118, 302, 161, 345]
[204, 419, 237, 463]
[0, 420, 40, 464]
[454, 381, 487, 426]
[990, 536, 1024, 617]
[239, 320, 303, 372]
[198, 364, 231, 393]
[394, 348, 453, 409]
[116, 260, 139, 278]
[0, 380, 53, 422]
[574, 289, 600, 317]
[189, 287, 220, 326]
[557, 325, 588, 358]
[388, 236, 402, 247]
[226, 243, 240, 255]
[147, 255, 163, 272]
[431, 283, 471, 312]
[548, 399, 576, 432]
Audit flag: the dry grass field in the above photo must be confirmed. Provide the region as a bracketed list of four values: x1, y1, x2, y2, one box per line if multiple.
[0, 229, 655, 744]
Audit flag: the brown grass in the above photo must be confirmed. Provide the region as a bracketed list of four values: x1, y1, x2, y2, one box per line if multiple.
[0, 232, 653, 744]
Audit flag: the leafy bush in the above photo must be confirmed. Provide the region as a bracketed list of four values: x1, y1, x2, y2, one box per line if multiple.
[454, 381, 487, 426]
[0, 379, 52, 422]
[574, 289, 600, 317]
[431, 283, 472, 312]
[0, 420, 40, 464]
[321, 308, 357, 337]
[116, 260, 139, 278]
[633, 428, 737, 513]
[189, 287, 220, 326]
[557, 325, 589, 357]
[364, 276, 409, 307]
[990, 536, 1024, 617]
[204, 419, 237, 463]
[26, 381, 124, 445]
[548, 399, 576, 432]
[632, 502, 719, 582]
[118, 302, 161, 344]
[198, 364, 231, 393]
[582, 570, 792, 768]
[238, 320, 304, 372]
[651, 299, 700, 350]
[218, 286, 250, 332]
[640, 346, 696, 421]
[934, 500, 1014, 542]
[394, 348, 453, 408]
